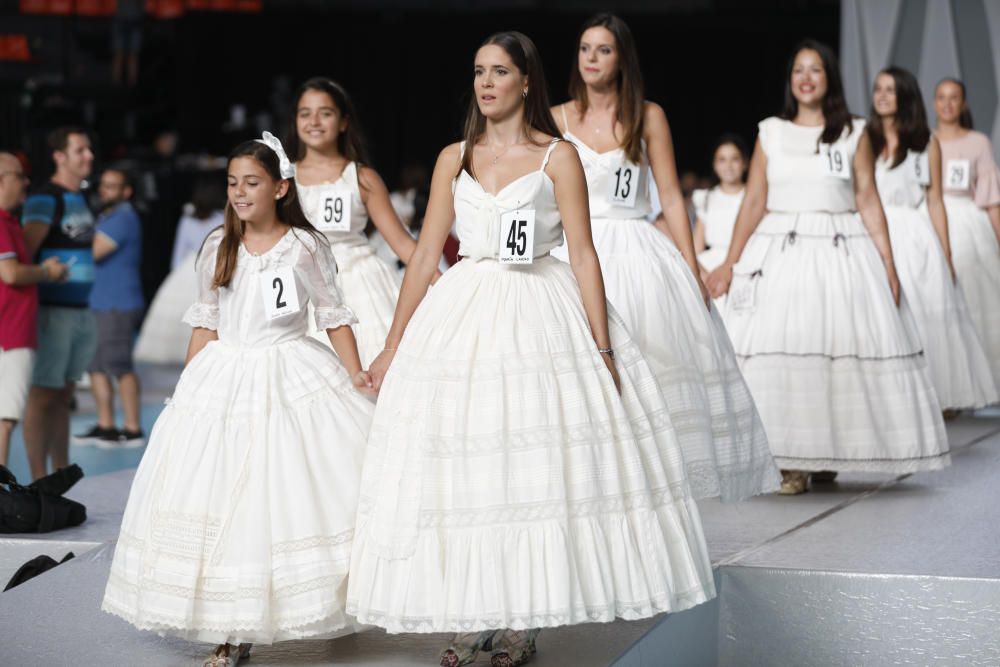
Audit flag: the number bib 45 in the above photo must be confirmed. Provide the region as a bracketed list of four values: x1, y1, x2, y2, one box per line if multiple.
[823, 144, 851, 180]
[313, 186, 352, 233]
[498, 209, 536, 265]
[610, 161, 639, 208]
[945, 159, 971, 190]
[260, 266, 301, 320]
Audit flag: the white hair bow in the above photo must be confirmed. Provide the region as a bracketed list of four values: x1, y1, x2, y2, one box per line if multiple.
[255, 131, 296, 179]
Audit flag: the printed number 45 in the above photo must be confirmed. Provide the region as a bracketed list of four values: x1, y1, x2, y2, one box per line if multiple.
[507, 219, 528, 256]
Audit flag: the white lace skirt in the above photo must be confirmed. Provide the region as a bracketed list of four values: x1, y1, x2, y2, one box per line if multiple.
[133, 253, 198, 365]
[308, 241, 400, 368]
[942, 196, 1000, 388]
[723, 211, 949, 473]
[102, 337, 374, 644]
[555, 219, 779, 501]
[886, 205, 997, 408]
[346, 256, 716, 633]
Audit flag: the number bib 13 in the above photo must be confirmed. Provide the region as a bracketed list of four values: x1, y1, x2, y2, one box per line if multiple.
[260, 266, 301, 320]
[313, 186, 352, 233]
[911, 151, 930, 186]
[498, 209, 536, 264]
[823, 143, 851, 180]
[610, 161, 640, 208]
[945, 159, 971, 190]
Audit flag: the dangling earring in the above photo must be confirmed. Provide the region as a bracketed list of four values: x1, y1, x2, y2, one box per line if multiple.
[522, 89, 528, 99]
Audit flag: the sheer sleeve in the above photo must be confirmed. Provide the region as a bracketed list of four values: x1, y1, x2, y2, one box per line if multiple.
[973, 135, 1000, 208]
[296, 232, 358, 331]
[181, 228, 223, 330]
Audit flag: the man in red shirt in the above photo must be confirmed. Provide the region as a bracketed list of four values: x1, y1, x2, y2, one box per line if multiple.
[0, 151, 68, 467]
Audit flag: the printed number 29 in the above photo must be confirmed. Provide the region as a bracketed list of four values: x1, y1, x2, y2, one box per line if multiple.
[506, 220, 528, 256]
[273, 277, 287, 309]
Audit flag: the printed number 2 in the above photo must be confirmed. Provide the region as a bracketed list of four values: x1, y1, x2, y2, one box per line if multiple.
[323, 197, 344, 223]
[614, 166, 633, 199]
[273, 277, 286, 309]
[506, 219, 528, 256]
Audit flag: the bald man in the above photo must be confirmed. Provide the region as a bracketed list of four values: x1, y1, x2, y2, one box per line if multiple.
[0, 151, 68, 467]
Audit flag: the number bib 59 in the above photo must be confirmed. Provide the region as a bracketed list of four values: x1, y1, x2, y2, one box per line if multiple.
[260, 266, 301, 320]
[498, 209, 536, 265]
[313, 186, 352, 233]
[823, 143, 851, 180]
[610, 161, 639, 208]
[945, 159, 971, 190]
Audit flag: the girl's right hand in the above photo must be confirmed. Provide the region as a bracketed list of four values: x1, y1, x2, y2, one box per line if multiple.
[369, 348, 397, 391]
[706, 262, 733, 298]
[353, 371, 377, 398]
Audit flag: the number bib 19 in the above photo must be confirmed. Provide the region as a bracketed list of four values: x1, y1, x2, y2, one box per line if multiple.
[823, 143, 851, 180]
[260, 266, 301, 320]
[945, 159, 971, 190]
[610, 161, 640, 208]
[313, 186, 352, 233]
[911, 151, 930, 186]
[498, 209, 536, 265]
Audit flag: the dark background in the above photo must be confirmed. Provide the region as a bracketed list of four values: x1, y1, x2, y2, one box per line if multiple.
[1, 0, 840, 184]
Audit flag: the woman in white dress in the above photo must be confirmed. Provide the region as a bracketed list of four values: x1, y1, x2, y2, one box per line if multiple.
[551, 13, 778, 502]
[346, 31, 715, 667]
[868, 67, 997, 410]
[694, 134, 747, 272]
[707, 40, 949, 495]
[288, 77, 419, 366]
[933, 78, 1000, 388]
[102, 136, 376, 666]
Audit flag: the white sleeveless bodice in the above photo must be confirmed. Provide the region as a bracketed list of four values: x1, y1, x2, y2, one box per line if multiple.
[759, 116, 867, 213]
[452, 140, 564, 260]
[875, 150, 929, 209]
[296, 161, 368, 247]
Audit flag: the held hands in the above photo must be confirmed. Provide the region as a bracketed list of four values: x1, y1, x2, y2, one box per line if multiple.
[368, 348, 397, 392]
[705, 263, 733, 299]
[42, 257, 69, 283]
[352, 370, 376, 399]
[694, 273, 711, 310]
[884, 260, 901, 307]
[600, 351, 622, 396]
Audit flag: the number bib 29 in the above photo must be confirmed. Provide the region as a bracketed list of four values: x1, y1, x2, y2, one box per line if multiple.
[610, 161, 640, 208]
[945, 159, 970, 190]
[823, 144, 851, 180]
[911, 151, 930, 186]
[313, 186, 352, 233]
[498, 209, 536, 265]
[260, 266, 301, 320]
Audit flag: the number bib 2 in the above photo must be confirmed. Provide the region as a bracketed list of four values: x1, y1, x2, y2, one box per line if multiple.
[313, 186, 352, 233]
[911, 151, 930, 186]
[498, 209, 536, 265]
[610, 161, 640, 208]
[945, 159, 971, 190]
[823, 144, 851, 180]
[260, 266, 301, 320]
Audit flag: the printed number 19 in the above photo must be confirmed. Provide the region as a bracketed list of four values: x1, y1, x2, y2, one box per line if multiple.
[506, 220, 528, 256]
[827, 151, 843, 173]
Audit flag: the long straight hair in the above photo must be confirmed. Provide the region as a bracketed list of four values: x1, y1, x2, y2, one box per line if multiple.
[781, 39, 854, 147]
[212, 140, 322, 289]
[935, 77, 974, 129]
[460, 31, 562, 179]
[867, 67, 931, 168]
[285, 77, 371, 166]
[568, 13, 645, 164]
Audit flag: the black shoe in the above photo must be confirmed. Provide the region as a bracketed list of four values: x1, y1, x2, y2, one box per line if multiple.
[72, 425, 118, 446]
[97, 428, 145, 449]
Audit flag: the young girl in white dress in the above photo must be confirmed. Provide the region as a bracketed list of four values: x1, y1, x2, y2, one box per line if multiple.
[102, 135, 376, 666]
[346, 31, 715, 667]
[289, 77, 420, 366]
[868, 67, 997, 411]
[694, 135, 747, 272]
[707, 41, 949, 495]
[933, 78, 1000, 389]
[551, 13, 778, 502]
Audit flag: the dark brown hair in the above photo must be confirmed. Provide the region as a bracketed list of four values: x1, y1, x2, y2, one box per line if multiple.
[286, 77, 371, 166]
[47, 126, 87, 154]
[460, 31, 562, 179]
[781, 39, 854, 148]
[935, 77, 974, 129]
[568, 13, 645, 164]
[710, 133, 749, 185]
[867, 67, 931, 169]
[212, 140, 322, 289]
